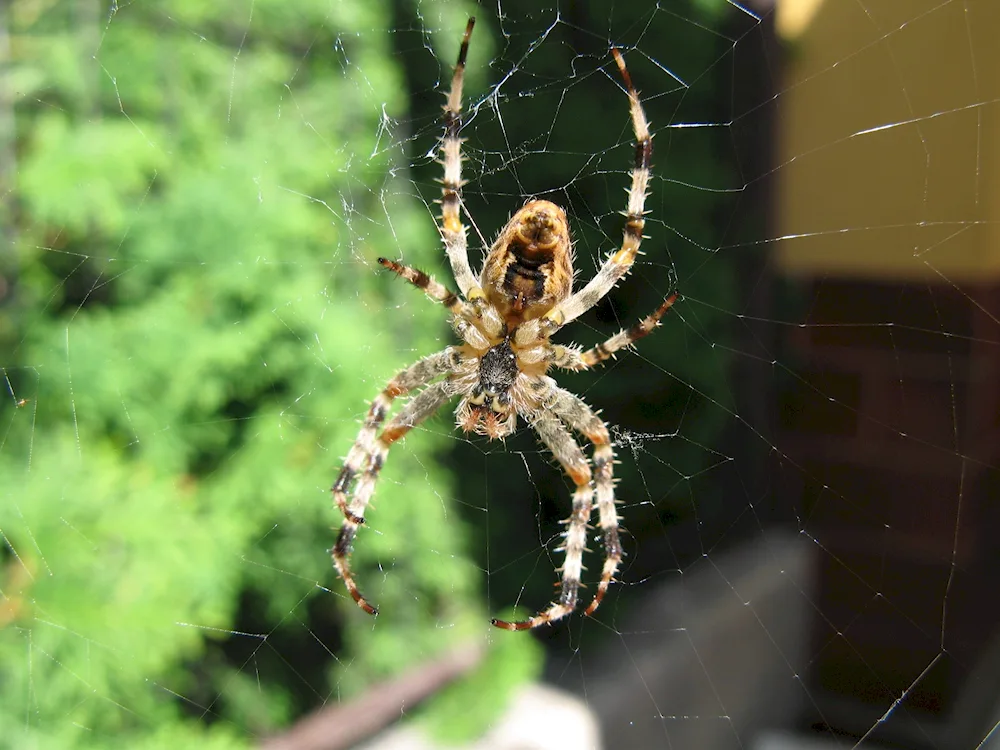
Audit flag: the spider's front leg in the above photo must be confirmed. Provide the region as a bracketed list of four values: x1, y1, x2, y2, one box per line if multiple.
[332, 352, 457, 614]
[547, 388, 622, 618]
[492, 409, 595, 631]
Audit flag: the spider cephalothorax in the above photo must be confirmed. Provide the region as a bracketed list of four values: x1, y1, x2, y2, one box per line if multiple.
[457, 339, 519, 438]
[331, 18, 678, 630]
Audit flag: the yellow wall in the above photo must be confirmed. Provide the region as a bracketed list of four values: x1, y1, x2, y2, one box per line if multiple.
[775, 0, 1000, 281]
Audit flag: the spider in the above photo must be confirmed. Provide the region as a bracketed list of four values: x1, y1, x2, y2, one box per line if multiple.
[332, 18, 677, 630]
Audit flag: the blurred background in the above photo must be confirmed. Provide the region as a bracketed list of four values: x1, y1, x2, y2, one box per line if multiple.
[2, 0, 999, 748]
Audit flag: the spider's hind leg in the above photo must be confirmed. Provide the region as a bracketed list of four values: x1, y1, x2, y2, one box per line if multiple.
[541, 47, 653, 332]
[439, 17, 483, 301]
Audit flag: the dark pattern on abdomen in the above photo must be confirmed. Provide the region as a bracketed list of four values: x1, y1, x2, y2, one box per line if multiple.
[504, 257, 547, 302]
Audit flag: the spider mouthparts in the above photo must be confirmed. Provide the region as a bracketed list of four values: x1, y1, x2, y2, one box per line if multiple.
[457, 399, 515, 440]
[477, 407, 509, 439]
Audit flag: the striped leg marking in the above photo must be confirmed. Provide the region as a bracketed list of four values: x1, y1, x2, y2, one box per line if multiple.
[543, 47, 652, 331]
[549, 388, 621, 619]
[440, 18, 483, 300]
[581, 292, 678, 367]
[492, 411, 594, 631]
[332, 358, 456, 614]
[548, 292, 678, 371]
[378, 257, 473, 316]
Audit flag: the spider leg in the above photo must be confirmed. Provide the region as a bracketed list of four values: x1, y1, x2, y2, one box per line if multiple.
[492, 410, 594, 631]
[543, 48, 651, 331]
[332, 352, 458, 613]
[378, 257, 476, 317]
[334, 379, 455, 614]
[547, 387, 621, 619]
[333, 348, 459, 522]
[549, 292, 678, 370]
[440, 17, 485, 302]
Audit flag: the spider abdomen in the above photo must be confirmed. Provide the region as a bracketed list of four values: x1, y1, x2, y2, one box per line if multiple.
[481, 200, 573, 324]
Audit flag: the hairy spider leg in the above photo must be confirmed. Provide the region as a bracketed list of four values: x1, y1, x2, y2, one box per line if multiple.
[332, 358, 457, 613]
[378, 257, 475, 317]
[492, 409, 595, 630]
[548, 388, 621, 617]
[378, 257, 505, 342]
[440, 17, 484, 301]
[548, 292, 679, 370]
[543, 48, 652, 331]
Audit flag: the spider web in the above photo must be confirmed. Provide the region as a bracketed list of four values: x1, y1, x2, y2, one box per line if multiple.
[2, 1, 1000, 749]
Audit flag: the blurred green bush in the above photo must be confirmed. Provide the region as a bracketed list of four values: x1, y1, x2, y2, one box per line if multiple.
[0, 0, 732, 747]
[0, 1, 528, 747]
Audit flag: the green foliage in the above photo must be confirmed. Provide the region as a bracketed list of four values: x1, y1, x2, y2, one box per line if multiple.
[1, 0, 737, 747]
[0, 0, 533, 747]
